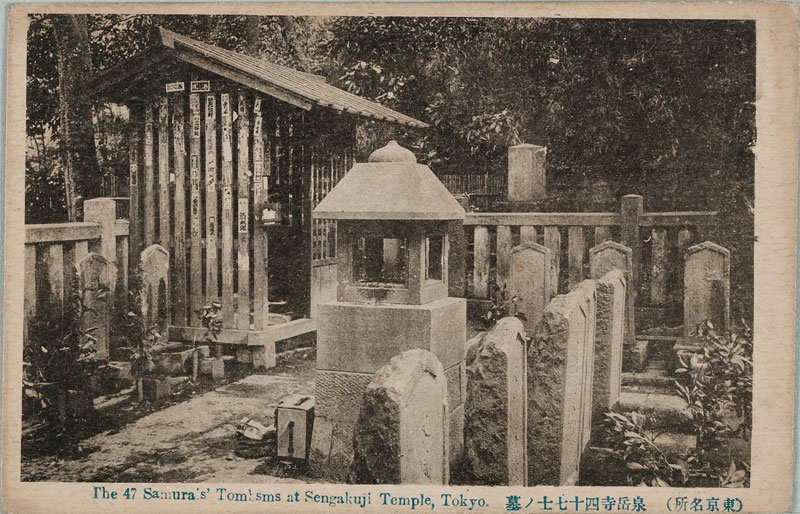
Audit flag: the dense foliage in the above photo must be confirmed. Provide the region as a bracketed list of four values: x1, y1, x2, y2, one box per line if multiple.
[26, 15, 755, 318]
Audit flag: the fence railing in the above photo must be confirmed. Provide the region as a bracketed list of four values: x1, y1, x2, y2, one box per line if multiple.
[24, 198, 130, 350]
[439, 173, 507, 196]
[462, 194, 717, 324]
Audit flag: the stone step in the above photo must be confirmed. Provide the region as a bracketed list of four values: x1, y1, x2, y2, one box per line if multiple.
[653, 431, 696, 460]
[580, 432, 695, 486]
[621, 369, 679, 395]
[615, 391, 693, 433]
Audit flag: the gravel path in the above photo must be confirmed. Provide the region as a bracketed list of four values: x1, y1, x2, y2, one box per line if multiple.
[22, 352, 316, 483]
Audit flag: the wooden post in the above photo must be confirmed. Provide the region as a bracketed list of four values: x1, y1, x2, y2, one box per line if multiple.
[84, 198, 117, 294]
[172, 94, 187, 326]
[189, 93, 203, 322]
[620, 194, 643, 301]
[253, 96, 269, 330]
[128, 105, 142, 273]
[205, 95, 219, 302]
[237, 93, 251, 330]
[143, 105, 155, 246]
[158, 96, 170, 246]
[220, 93, 235, 326]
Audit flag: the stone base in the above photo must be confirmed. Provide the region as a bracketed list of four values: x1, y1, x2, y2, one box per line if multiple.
[317, 298, 466, 373]
[199, 357, 225, 381]
[252, 342, 277, 370]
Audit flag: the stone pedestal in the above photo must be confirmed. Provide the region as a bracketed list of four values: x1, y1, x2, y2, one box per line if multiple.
[309, 297, 466, 481]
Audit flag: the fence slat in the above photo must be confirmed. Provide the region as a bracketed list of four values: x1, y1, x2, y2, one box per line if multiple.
[24, 245, 36, 341]
[189, 93, 203, 323]
[237, 93, 251, 330]
[253, 96, 269, 330]
[74, 240, 89, 264]
[45, 244, 65, 313]
[144, 105, 155, 246]
[220, 93, 235, 326]
[520, 225, 537, 244]
[543, 226, 561, 298]
[473, 226, 490, 299]
[172, 94, 187, 326]
[496, 225, 512, 290]
[128, 114, 141, 271]
[158, 96, 170, 246]
[650, 228, 667, 305]
[568, 226, 585, 289]
[117, 236, 129, 300]
[205, 94, 219, 302]
[594, 226, 611, 245]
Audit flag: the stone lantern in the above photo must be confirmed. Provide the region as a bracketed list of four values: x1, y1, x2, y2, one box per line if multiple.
[308, 141, 467, 481]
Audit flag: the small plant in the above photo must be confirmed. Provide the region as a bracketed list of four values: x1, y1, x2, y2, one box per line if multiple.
[481, 283, 526, 330]
[117, 283, 161, 402]
[601, 411, 682, 486]
[194, 302, 224, 369]
[23, 270, 105, 425]
[674, 320, 752, 486]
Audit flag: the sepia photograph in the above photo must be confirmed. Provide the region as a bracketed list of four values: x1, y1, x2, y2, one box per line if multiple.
[2, 3, 797, 513]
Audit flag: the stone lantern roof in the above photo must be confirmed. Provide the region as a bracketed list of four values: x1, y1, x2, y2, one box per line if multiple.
[313, 141, 465, 221]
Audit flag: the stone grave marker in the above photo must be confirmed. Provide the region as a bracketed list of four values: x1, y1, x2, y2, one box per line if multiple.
[684, 241, 730, 336]
[139, 244, 170, 336]
[589, 241, 634, 350]
[464, 317, 528, 486]
[593, 270, 626, 420]
[509, 242, 552, 333]
[353, 349, 449, 485]
[77, 253, 110, 360]
[528, 280, 596, 486]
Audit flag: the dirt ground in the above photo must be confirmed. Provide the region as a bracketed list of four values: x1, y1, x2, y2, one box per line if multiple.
[22, 351, 317, 483]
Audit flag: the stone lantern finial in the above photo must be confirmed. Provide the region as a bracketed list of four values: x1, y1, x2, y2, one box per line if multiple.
[368, 140, 417, 163]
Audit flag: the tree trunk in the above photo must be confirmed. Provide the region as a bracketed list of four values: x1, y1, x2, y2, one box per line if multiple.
[53, 14, 101, 222]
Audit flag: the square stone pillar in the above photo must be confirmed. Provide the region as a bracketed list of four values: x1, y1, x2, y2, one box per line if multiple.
[508, 144, 546, 206]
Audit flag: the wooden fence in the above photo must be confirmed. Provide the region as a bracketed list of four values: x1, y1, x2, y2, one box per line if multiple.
[24, 198, 130, 351]
[439, 173, 506, 195]
[462, 194, 717, 326]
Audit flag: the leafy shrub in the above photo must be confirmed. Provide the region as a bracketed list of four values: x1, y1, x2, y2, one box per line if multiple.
[23, 270, 105, 423]
[675, 320, 752, 486]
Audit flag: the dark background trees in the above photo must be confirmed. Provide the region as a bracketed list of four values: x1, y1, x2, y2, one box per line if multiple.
[26, 14, 755, 319]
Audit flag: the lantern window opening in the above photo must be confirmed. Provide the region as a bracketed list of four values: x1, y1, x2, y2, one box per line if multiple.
[352, 236, 408, 287]
[425, 234, 445, 282]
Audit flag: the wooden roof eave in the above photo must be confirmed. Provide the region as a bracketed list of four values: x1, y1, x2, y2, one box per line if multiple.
[86, 46, 172, 101]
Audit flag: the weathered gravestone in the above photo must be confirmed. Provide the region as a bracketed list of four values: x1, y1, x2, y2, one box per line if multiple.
[593, 270, 626, 421]
[509, 242, 552, 333]
[353, 349, 449, 485]
[139, 244, 170, 336]
[528, 280, 596, 485]
[589, 241, 634, 351]
[684, 241, 730, 337]
[464, 317, 528, 486]
[77, 253, 110, 360]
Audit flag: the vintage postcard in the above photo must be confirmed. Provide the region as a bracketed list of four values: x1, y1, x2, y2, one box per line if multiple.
[2, 2, 797, 513]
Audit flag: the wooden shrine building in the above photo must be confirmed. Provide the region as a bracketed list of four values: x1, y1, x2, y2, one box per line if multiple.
[88, 27, 427, 345]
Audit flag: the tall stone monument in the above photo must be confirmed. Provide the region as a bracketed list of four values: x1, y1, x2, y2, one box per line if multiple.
[309, 141, 467, 481]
